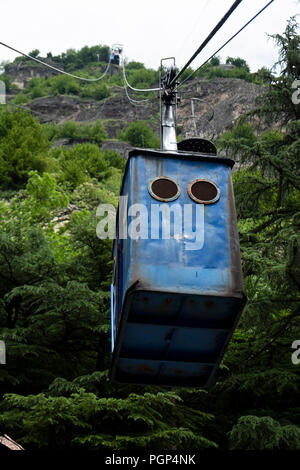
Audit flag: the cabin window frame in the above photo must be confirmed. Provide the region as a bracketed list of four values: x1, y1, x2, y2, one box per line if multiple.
[188, 179, 220, 205]
[148, 176, 181, 202]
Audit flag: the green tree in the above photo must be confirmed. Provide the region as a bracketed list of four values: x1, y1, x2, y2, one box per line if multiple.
[58, 143, 109, 188]
[0, 108, 50, 188]
[226, 56, 250, 71]
[228, 416, 300, 450]
[118, 120, 160, 148]
[253, 16, 300, 124]
[212, 19, 300, 446]
[0, 391, 217, 450]
[210, 56, 221, 66]
[28, 49, 40, 58]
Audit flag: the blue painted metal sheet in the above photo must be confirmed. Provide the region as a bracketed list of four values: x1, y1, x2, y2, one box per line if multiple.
[110, 148, 246, 387]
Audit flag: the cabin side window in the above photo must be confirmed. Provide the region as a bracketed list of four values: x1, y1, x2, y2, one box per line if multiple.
[148, 176, 181, 202]
[188, 179, 220, 204]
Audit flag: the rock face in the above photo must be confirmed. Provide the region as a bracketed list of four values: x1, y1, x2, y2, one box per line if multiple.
[29, 95, 99, 124]
[177, 78, 265, 139]
[9, 76, 266, 141]
[27, 90, 159, 137]
[5, 61, 62, 89]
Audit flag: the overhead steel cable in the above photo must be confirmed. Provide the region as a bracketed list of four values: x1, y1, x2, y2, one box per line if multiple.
[178, 0, 275, 88]
[121, 50, 161, 92]
[169, 0, 244, 87]
[123, 84, 150, 106]
[0, 41, 112, 82]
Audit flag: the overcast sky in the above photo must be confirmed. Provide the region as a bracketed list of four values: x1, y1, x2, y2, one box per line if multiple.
[0, 0, 299, 73]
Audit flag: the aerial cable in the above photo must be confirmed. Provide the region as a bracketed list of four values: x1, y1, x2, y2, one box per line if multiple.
[121, 55, 151, 105]
[0, 41, 112, 82]
[123, 83, 150, 106]
[121, 50, 161, 93]
[170, 0, 244, 87]
[178, 0, 275, 88]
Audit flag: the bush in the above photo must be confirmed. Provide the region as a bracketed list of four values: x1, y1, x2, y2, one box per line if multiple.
[50, 75, 80, 95]
[126, 61, 145, 70]
[103, 150, 126, 170]
[126, 68, 158, 89]
[80, 82, 110, 100]
[118, 120, 160, 148]
[58, 143, 109, 188]
[226, 56, 250, 72]
[59, 121, 81, 141]
[0, 108, 50, 188]
[205, 66, 252, 82]
[0, 73, 16, 92]
[13, 93, 31, 105]
[42, 122, 60, 141]
[59, 119, 107, 145]
[25, 77, 48, 99]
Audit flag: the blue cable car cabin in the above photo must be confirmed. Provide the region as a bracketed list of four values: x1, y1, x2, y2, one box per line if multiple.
[110, 143, 246, 387]
[109, 65, 246, 387]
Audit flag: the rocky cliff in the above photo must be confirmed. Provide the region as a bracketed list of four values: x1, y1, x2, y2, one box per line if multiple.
[6, 61, 62, 89]
[23, 78, 265, 140]
[5, 66, 267, 149]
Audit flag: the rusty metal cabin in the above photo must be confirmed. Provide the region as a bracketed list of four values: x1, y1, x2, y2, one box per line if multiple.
[109, 63, 246, 387]
[109, 143, 246, 387]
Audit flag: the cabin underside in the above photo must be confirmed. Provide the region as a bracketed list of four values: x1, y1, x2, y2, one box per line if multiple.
[110, 289, 246, 387]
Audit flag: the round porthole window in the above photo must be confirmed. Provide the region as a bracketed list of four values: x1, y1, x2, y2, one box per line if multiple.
[188, 179, 220, 204]
[148, 177, 181, 202]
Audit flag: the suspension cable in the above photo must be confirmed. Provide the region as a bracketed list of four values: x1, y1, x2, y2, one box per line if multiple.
[169, 0, 244, 87]
[178, 0, 275, 88]
[121, 50, 161, 92]
[0, 41, 112, 82]
[123, 83, 150, 106]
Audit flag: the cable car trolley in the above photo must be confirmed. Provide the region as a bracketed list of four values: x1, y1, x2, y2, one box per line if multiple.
[110, 59, 247, 388]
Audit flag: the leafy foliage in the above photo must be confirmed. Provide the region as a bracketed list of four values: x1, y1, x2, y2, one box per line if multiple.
[118, 120, 160, 148]
[0, 391, 217, 450]
[0, 108, 50, 188]
[228, 415, 300, 450]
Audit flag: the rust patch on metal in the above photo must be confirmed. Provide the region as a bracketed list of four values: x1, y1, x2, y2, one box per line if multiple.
[174, 369, 185, 375]
[137, 364, 155, 373]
